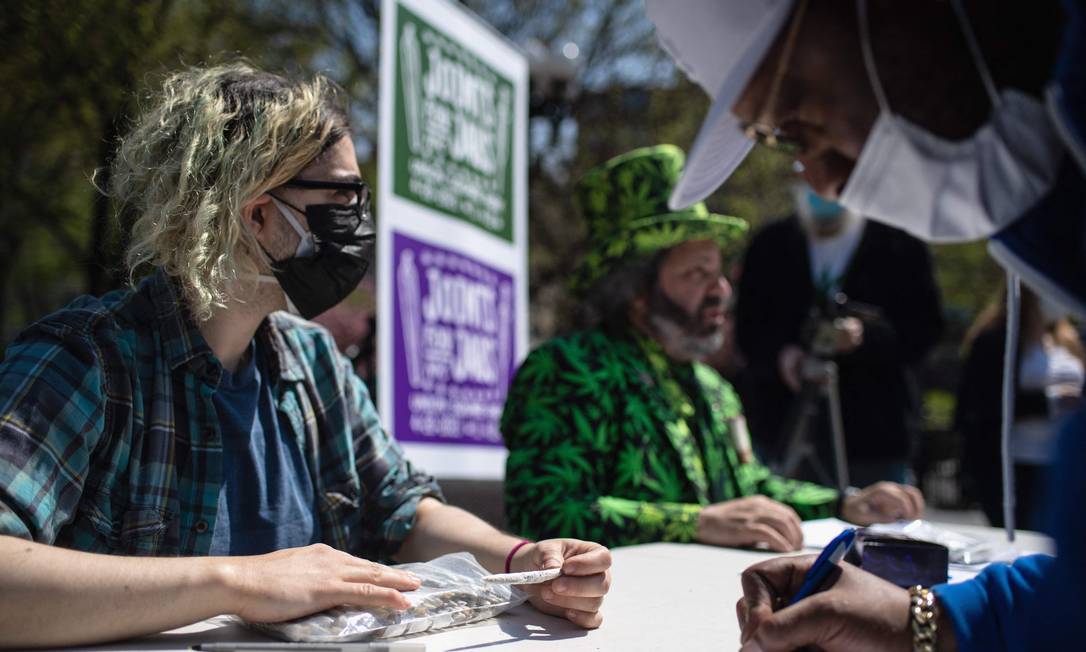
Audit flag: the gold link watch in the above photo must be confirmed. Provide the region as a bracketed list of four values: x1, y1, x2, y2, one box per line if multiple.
[908, 585, 939, 652]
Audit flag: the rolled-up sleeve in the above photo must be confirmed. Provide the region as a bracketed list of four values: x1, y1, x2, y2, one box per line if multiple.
[344, 360, 444, 561]
[0, 322, 106, 543]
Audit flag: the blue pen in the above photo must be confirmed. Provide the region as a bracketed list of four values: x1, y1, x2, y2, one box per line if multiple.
[787, 527, 858, 606]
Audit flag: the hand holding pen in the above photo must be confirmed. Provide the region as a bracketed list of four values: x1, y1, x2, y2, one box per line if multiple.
[735, 530, 923, 652]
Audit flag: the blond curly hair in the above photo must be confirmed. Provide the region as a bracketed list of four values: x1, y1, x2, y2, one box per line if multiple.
[109, 61, 349, 320]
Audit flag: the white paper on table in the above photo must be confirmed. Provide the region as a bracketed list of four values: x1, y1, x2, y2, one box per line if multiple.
[800, 518, 855, 549]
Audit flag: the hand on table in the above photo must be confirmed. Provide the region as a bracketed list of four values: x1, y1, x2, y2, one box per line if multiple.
[736, 554, 920, 652]
[510, 538, 612, 629]
[225, 543, 421, 623]
[697, 496, 804, 552]
[840, 481, 925, 526]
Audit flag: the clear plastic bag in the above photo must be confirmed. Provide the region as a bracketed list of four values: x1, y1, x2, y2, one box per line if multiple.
[247, 552, 529, 642]
[865, 519, 1018, 566]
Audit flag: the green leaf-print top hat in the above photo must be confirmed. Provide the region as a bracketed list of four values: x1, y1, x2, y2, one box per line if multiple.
[570, 144, 749, 293]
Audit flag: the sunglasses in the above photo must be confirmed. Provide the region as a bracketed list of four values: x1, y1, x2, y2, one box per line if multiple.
[283, 178, 370, 203]
[280, 177, 372, 226]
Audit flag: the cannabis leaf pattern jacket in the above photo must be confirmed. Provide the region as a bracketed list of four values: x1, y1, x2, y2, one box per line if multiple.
[501, 328, 839, 547]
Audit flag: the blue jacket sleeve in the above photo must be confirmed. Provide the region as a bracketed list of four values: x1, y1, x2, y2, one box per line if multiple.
[1026, 402, 1086, 650]
[941, 11, 1086, 651]
[932, 555, 1053, 652]
[934, 403, 1086, 652]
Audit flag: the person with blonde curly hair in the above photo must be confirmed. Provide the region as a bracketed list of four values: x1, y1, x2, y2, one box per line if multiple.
[0, 62, 610, 647]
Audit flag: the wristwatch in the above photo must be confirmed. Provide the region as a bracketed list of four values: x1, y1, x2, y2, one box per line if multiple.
[908, 585, 938, 652]
[834, 485, 863, 517]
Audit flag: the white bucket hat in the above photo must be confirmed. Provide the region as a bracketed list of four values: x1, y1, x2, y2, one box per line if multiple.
[646, 0, 796, 210]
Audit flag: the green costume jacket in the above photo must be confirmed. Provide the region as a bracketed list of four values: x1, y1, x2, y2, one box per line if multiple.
[501, 328, 839, 547]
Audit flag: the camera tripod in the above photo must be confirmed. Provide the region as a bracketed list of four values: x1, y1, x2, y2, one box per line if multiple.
[776, 356, 851, 491]
[772, 295, 854, 492]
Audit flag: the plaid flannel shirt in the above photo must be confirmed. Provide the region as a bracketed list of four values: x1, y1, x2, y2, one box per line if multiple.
[0, 268, 442, 560]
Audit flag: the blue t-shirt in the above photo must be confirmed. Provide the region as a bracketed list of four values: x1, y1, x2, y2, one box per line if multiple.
[209, 340, 320, 555]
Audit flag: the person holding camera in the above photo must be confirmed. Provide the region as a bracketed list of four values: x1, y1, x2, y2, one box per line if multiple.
[734, 186, 944, 487]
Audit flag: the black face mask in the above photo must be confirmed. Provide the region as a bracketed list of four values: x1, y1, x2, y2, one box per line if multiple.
[265, 180, 375, 319]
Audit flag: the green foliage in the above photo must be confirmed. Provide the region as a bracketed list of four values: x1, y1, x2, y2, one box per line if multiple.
[0, 0, 340, 344]
[931, 242, 1004, 319]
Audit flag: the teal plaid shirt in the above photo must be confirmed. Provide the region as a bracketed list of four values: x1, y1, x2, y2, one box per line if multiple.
[0, 269, 442, 560]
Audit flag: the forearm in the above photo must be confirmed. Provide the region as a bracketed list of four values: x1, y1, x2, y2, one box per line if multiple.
[0, 535, 237, 648]
[393, 497, 522, 574]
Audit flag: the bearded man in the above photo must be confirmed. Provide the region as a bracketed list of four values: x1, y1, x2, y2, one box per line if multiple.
[501, 145, 923, 551]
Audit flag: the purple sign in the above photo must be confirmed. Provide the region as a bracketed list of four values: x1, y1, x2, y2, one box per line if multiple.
[392, 231, 516, 445]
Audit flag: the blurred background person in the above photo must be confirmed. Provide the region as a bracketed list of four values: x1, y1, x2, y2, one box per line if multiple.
[734, 184, 944, 487]
[957, 284, 1084, 529]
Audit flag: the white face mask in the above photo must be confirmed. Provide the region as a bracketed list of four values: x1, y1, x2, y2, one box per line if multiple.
[838, 0, 1064, 243]
[271, 196, 317, 258]
[240, 197, 314, 317]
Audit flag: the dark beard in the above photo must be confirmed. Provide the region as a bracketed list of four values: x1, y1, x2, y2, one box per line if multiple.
[645, 284, 725, 361]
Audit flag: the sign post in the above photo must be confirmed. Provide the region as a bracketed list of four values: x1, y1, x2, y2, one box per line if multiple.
[378, 0, 528, 478]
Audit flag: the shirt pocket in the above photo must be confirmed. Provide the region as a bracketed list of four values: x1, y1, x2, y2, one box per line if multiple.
[118, 507, 174, 555]
[79, 500, 121, 551]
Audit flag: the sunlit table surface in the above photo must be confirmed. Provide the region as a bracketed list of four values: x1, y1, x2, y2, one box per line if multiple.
[56, 521, 1055, 652]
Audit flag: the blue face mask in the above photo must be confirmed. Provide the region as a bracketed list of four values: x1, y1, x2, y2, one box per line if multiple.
[806, 188, 844, 222]
[795, 184, 845, 224]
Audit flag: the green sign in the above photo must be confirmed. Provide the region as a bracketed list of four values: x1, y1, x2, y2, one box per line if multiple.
[393, 3, 515, 242]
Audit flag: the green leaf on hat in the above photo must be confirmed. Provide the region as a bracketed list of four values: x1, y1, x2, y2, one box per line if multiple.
[570, 145, 749, 294]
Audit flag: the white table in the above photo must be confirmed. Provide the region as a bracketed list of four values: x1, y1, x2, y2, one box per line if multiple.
[64, 523, 1054, 652]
